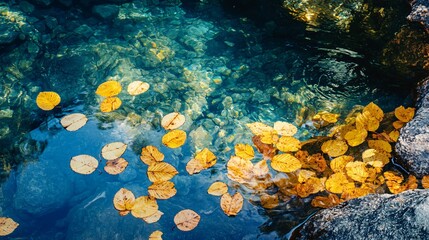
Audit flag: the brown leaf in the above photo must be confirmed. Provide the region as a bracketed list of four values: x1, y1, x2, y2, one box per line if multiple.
[0, 217, 19, 236]
[252, 135, 278, 160]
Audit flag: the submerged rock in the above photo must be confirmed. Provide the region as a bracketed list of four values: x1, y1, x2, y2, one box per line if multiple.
[92, 4, 120, 20]
[294, 190, 429, 240]
[408, 0, 429, 31]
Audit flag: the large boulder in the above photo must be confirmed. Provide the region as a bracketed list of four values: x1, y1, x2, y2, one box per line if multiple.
[408, 0, 429, 31]
[396, 77, 429, 177]
[294, 190, 429, 239]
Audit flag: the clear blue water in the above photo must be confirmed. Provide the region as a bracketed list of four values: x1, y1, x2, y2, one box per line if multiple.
[0, 1, 415, 239]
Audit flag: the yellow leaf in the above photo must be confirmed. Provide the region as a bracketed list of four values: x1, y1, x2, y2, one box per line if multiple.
[296, 177, 325, 198]
[330, 155, 354, 173]
[311, 194, 341, 208]
[195, 148, 217, 168]
[113, 188, 135, 212]
[355, 113, 379, 132]
[303, 153, 327, 172]
[260, 194, 279, 209]
[297, 169, 316, 183]
[185, 158, 205, 175]
[162, 129, 187, 148]
[253, 160, 269, 178]
[271, 153, 302, 173]
[341, 186, 372, 201]
[383, 171, 404, 183]
[143, 211, 164, 224]
[260, 130, 279, 144]
[276, 136, 301, 152]
[100, 97, 122, 113]
[392, 120, 405, 129]
[140, 145, 164, 165]
[362, 149, 389, 166]
[321, 140, 348, 157]
[221, 192, 244, 216]
[147, 162, 178, 182]
[36, 91, 61, 111]
[70, 154, 99, 175]
[345, 161, 369, 182]
[363, 102, 384, 121]
[101, 142, 127, 160]
[367, 140, 392, 153]
[149, 230, 163, 240]
[235, 143, 255, 160]
[60, 113, 88, 131]
[344, 128, 367, 147]
[96, 80, 122, 97]
[422, 176, 429, 189]
[104, 158, 128, 175]
[394, 106, 415, 123]
[273, 121, 298, 136]
[312, 111, 339, 128]
[0, 217, 19, 236]
[227, 156, 254, 183]
[325, 172, 354, 194]
[148, 181, 177, 199]
[174, 209, 201, 231]
[131, 196, 158, 218]
[161, 112, 186, 130]
[207, 182, 228, 196]
[246, 122, 275, 135]
[127, 81, 149, 96]
[389, 130, 400, 142]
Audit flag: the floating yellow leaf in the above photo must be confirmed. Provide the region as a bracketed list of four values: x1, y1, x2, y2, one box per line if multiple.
[273, 121, 298, 136]
[186, 158, 205, 175]
[363, 102, 384, 121]
[260, 194, 279, 209]
[186, 148, 217, 174]
[208, 182, 228, 196]
[253, 160, 269, 178]
[312, 111, 339, 128]
[0, 217, 19, 236]
[221, 192, 244, 216]
[355, 113, 379, 132]
[100, 97, 122, 113]
[127, 81, 149, 96]
[148, 181, 177, 199]
[321, 139, 348, 157]
[276, 136, 301, 152]
[162, 129, 187, 148]
[325, 172, 354, 194]
[96, 80, 122, 97]
[344, 128, 367, 147]
[104, 158, 128, 175]
[161, 112, 186, 130]
[422, 176, 429, 189]
[367, 140, 392, 153]
[174, 209, 200, 231]
[260, 130, 279, 144]
[297, 169, 316, 183]
[235, 144, 255, 160]
[60, 113, 88, 131]
[303, 153, 327, 172]
[147, 162, 178, 182]
[140, 146, 164, 165]
[101, 142, 127, 160]
[131, 196, 158, 218]
[383, 171, 404, 183]
[296, 177, 325, 198]
[330, 155, 354, 173]
[143, 211, 164, 224]
[341, 186, 372, 201]
[149, 230, 163, 240]
[227, 156, 253, 183]
[345, 161, 369, 182]
[271, 154, 302, 173]
[394, 106, 415, 123]
[392, 120, 405, 129]
[246, 122, 275, 135]
[311, 194, 341, 208]
[36, 91, 61, 111]
[362, 149, 389, 166]
[113, 188, 135, 212]
[389, 130, 400, 142]
[70, 154, 99, 175]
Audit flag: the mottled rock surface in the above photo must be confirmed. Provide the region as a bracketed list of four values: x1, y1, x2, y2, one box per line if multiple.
[294, 190, 429, 240]
[396, 77, 429, 177]
[408, 0, 429, 31]
[92, 4, 119, 20]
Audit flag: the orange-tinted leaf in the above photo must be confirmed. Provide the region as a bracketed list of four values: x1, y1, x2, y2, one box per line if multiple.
[140, 145, 164, 165]
[297, 169, 316, 183]
[131, 196, 158, 218]
[303, 153, 327, 172]
[325, 172, 354, 194]
[36, 91, 61, 111]
[271, 154, 302, 173]
[344, 128, 367, 147]
[70, 154, 99, 175]
[252, 135, 278, 160]
[149, 230, 163, 240]
[345, 161, 368, 182]
[127, 81, 149, 96]
[207, 182, 228, 196]
[389, 130, 400, 142]
[392, 120, 405, 129]
[260, 194, 279, 209]
[296, 177, 325, 198]
[96, 80, 122, 97]
[194, 148, 217, 168]
[422, 176, 429, 189]
[311, 194, 341, 208]
[276, 136, 301, 152]
[162, 129, 187, 148]
[100, 97, 122, 112]
[221, 192, 244, 216]
[330, 155, 354, 173]
[341, 186, 372, 201]
[235, 144, 255, 160]
[260, 130, 279, 144]
[147, 162, 178, 182]
[0, 217, 19, 236]
[148, 181, 177, 199]
[104, 158, 128, 175]
[227, 156, 253, 183]
[394, 106, 415, 123]
[60, 113, 88, 131]
[274, 121, 298, 136]
[321, 140, 348, 157]
[174, 209, 200, 231]
[363, 102, 384, 121]
[101, 142, 127, 160]
[113, 188, 135, 211]
[161, 112, 186, 130]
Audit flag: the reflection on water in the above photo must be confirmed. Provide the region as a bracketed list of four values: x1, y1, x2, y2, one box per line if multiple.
[0, 0, 416, 239]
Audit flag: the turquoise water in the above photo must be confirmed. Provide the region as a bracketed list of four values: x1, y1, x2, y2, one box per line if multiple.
[0, 1, 416, 239]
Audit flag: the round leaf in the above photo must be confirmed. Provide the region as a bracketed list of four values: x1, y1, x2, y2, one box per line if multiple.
[149, 230, 163, 240]
[363, 102, 384, 121]
[321, 140, 348, 157]
[60, 113, 88, 131]
[367, 140, 392, 153]
[194, 148, 217, 169]
[101, 142, 127, 160]
[276, 136, 301, 152]
[147, 162, 178, 182]
[220, 192, 244, 216]
[394, 106, 415, 123]
[127, 81, 150, 96]
[330, 155, 354, 173]
[161, 112, 186, 130]
[271, 154, 302, 173]
[227, 156, 254, 183]
[131, 196, 158, 218]
[345, 161, 369, 182]
[0, 217, 19, 236]
[113, 188, 135, 211]
[140, 145, 164, 165]
[148, 181, 177, 199]
[325, 172, 354, 194]
[344, 128, 367, 147]
[260, 194, 279, 209]
[246, 122, 274, 135]
[143, 211, 164, 224]
[234, 144, 254, 160]
[36, 91, 61, 111]
[273, 121, 297, 136]
[104, 158, 128, 175]
[162, 129, 187, 148]
[100, 97, 122, 113]
[208, 182, 228, 196]
[174, 209, 201, 231]
[70, 154, 99, 174]
[96, 80, 122, 97]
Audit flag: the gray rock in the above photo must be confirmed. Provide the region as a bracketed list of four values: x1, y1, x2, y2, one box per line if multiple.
[396, 77, 429, 178]
[408, 0, 429, 31]
[13, 162, 73, 215]
[295, 190, 429, 240]
[92, 4, 119, 20]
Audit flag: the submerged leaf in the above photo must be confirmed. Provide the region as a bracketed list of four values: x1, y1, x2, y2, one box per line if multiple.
[162, 129, 187, 148]
[147, 162, 178, 182]
[221, 192, 244, 216]
[113, 188, 135, 212]
[140, 145, 164, 165]
[148, 181, 177, 199]
[131, 196, 158, 218]
[36, 91, 61, 111]
[70, 154, 99, 175]
[330, 155, 354, 173]
[296, 177, 325, 198]
[345, 161, 369, 182]
[271, 154, 302, 173]
[96, 80, 122, 97]
[321, 139, 348, 157]
[161, 112, 186, 130]
[227, 156, 254, 183]
[127, 81, 149, 96]
[174, 209, 201, 231]
[235, 144, 255, 160]
[363, 102, 384, 121]
[274, 121, 298, 136]
[100, 97, 122, 113]
[260, 194, 279, 209]
[0, 217, 19, 236]
[252, 135, 278, 160]
[246, 122, 275, 135]
[394, 106, 415, 123]
[101, 142, 127, 160]
[104, 158, 128, 175]
[311, 194, 341, 208]
[60, 113, 88, 131]
[208, 182, 228, 196]
[253, 160, 269, 178]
